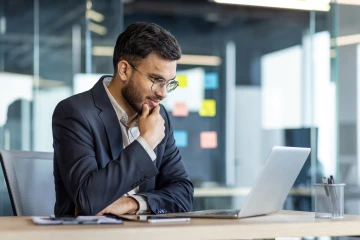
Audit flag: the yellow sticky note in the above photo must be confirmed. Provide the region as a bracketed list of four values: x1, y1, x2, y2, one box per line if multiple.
[177, 75, 187, 88]
[200, 131, 218, 149]
[172, 102, 189, 117]
[199, 99, 216, 117]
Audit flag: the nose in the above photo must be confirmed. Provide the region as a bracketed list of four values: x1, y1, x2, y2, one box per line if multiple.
[155, 84, 167, 99]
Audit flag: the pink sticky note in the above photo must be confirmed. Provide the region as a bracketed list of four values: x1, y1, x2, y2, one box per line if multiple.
[200, 131, 218, 149]
[172, 102, 189, 117]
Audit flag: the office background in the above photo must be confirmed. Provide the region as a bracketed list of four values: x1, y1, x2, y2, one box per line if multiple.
[0, 0, 360, 217]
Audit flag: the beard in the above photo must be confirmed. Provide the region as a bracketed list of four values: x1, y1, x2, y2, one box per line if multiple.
[122, 76, 164, 115]
[122, 76, 144, 115]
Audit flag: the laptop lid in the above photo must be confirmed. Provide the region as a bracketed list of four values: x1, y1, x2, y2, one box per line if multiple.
[238, 146, 310, 218]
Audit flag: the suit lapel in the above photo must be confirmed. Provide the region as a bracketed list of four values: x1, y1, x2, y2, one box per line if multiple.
[139, 181, 148, 193]
[91, 76, 124, 160]
[99, 109, 123, 160]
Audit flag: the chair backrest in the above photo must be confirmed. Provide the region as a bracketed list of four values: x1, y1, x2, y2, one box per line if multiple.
[0, 150, 55, 216]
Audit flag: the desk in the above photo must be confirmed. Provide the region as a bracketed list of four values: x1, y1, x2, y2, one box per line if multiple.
[1, 210, 360, 240]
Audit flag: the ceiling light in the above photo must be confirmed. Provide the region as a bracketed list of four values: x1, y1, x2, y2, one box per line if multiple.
[331, 34, 360, 47]
[0, 17, 6, 34]
[178, 55, 222, 66]
[330, 49, 336, 58]
[213, 0, 330, 11]
[89, 22, 107, 36]
[88, 9, 104, 23]
[92, 46, 113, 56]
[86, 1, 92, 10]
[334, 0, 360, 5]
[92, 46, 222, 66]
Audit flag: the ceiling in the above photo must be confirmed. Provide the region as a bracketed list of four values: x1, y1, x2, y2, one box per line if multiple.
[0, 0, 331, 85]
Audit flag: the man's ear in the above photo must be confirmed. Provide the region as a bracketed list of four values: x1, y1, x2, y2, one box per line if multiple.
[117, 61, 130, 82]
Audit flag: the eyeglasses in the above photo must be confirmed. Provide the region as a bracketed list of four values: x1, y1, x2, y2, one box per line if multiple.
[128, 63, 179, 93]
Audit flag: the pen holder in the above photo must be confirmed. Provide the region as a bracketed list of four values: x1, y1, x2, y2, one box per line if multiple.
[314, 183, 345, 219]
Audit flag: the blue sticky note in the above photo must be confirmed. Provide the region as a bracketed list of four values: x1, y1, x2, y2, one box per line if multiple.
[173, 130, 188, 148]
[204, 72, 219, 90]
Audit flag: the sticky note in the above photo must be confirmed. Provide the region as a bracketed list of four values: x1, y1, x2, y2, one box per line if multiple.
[161, 68, 205, 112]
[200, 131, 218, 149]
[199, 99, 216, 117]
[177, 75, 187, 88]
[173, 130, 188, 148]
[204, 73, 219, 90]
[172, 102, 189, 117]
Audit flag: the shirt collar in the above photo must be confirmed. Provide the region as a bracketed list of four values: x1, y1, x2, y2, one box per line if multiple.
[103, 77, 138, 126]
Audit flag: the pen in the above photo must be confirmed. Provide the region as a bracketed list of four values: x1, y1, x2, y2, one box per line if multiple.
[322, 177, 329, 196]
[322, 177, 334, 215]
[330, 175, 335, 184]
[330, 175, 340, 216]
[328, 177, 336, 217]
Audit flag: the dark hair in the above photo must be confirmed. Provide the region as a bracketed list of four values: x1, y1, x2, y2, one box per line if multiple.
[112, 22, 182, 73]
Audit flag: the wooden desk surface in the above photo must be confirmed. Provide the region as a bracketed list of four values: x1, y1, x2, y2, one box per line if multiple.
[1, 210, 360, 240]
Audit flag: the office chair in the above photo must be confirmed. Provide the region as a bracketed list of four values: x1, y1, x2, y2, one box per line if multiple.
[0, 150, 55, 216]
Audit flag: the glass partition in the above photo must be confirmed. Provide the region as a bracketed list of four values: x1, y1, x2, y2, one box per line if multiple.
[121, 1, 337, 211]
[0, 0, 339, 216]
[335, 1, 360, 216]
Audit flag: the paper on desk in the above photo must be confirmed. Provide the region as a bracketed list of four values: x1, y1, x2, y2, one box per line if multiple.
[76, 216, 104, 221]
[32, 216, 122, 225]
[32, 217, 62, 225]
[77, 216, 122, 224]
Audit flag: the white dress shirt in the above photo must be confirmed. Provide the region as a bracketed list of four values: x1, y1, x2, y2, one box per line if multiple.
[103, 77, 156, 214]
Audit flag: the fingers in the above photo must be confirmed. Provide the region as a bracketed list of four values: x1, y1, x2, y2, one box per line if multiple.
[96, 209, 105, 216]
[152, 105, 160, 114]
[141, 104, 149, 117]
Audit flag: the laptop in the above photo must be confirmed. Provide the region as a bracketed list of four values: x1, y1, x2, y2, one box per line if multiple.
[164, 146, 311, 219]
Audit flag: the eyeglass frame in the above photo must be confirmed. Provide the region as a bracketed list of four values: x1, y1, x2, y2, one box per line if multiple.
[128, 62, 179, 93]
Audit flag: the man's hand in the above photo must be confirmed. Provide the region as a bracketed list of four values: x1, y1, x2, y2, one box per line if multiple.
[96, 197, 139, 216]
[138, 104, 165, 149]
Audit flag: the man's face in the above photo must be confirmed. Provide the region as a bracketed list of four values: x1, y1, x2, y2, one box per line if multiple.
[122, 53, 177, 114]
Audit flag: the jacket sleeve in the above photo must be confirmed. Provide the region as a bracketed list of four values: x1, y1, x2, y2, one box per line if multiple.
[143, 105, 194, 214]
[52, 100, 159, 215]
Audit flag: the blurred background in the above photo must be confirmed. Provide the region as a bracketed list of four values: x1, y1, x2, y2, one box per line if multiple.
[0, 0, 360, 220]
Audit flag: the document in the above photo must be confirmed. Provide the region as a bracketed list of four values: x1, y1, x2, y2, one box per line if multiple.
[31, 216, 123, 225]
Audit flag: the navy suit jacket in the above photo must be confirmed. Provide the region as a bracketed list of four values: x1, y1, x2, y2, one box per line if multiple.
[52, 76, 194, 216]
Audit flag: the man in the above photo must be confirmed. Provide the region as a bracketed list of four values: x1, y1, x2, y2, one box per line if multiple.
[52, 22, 194, 216]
